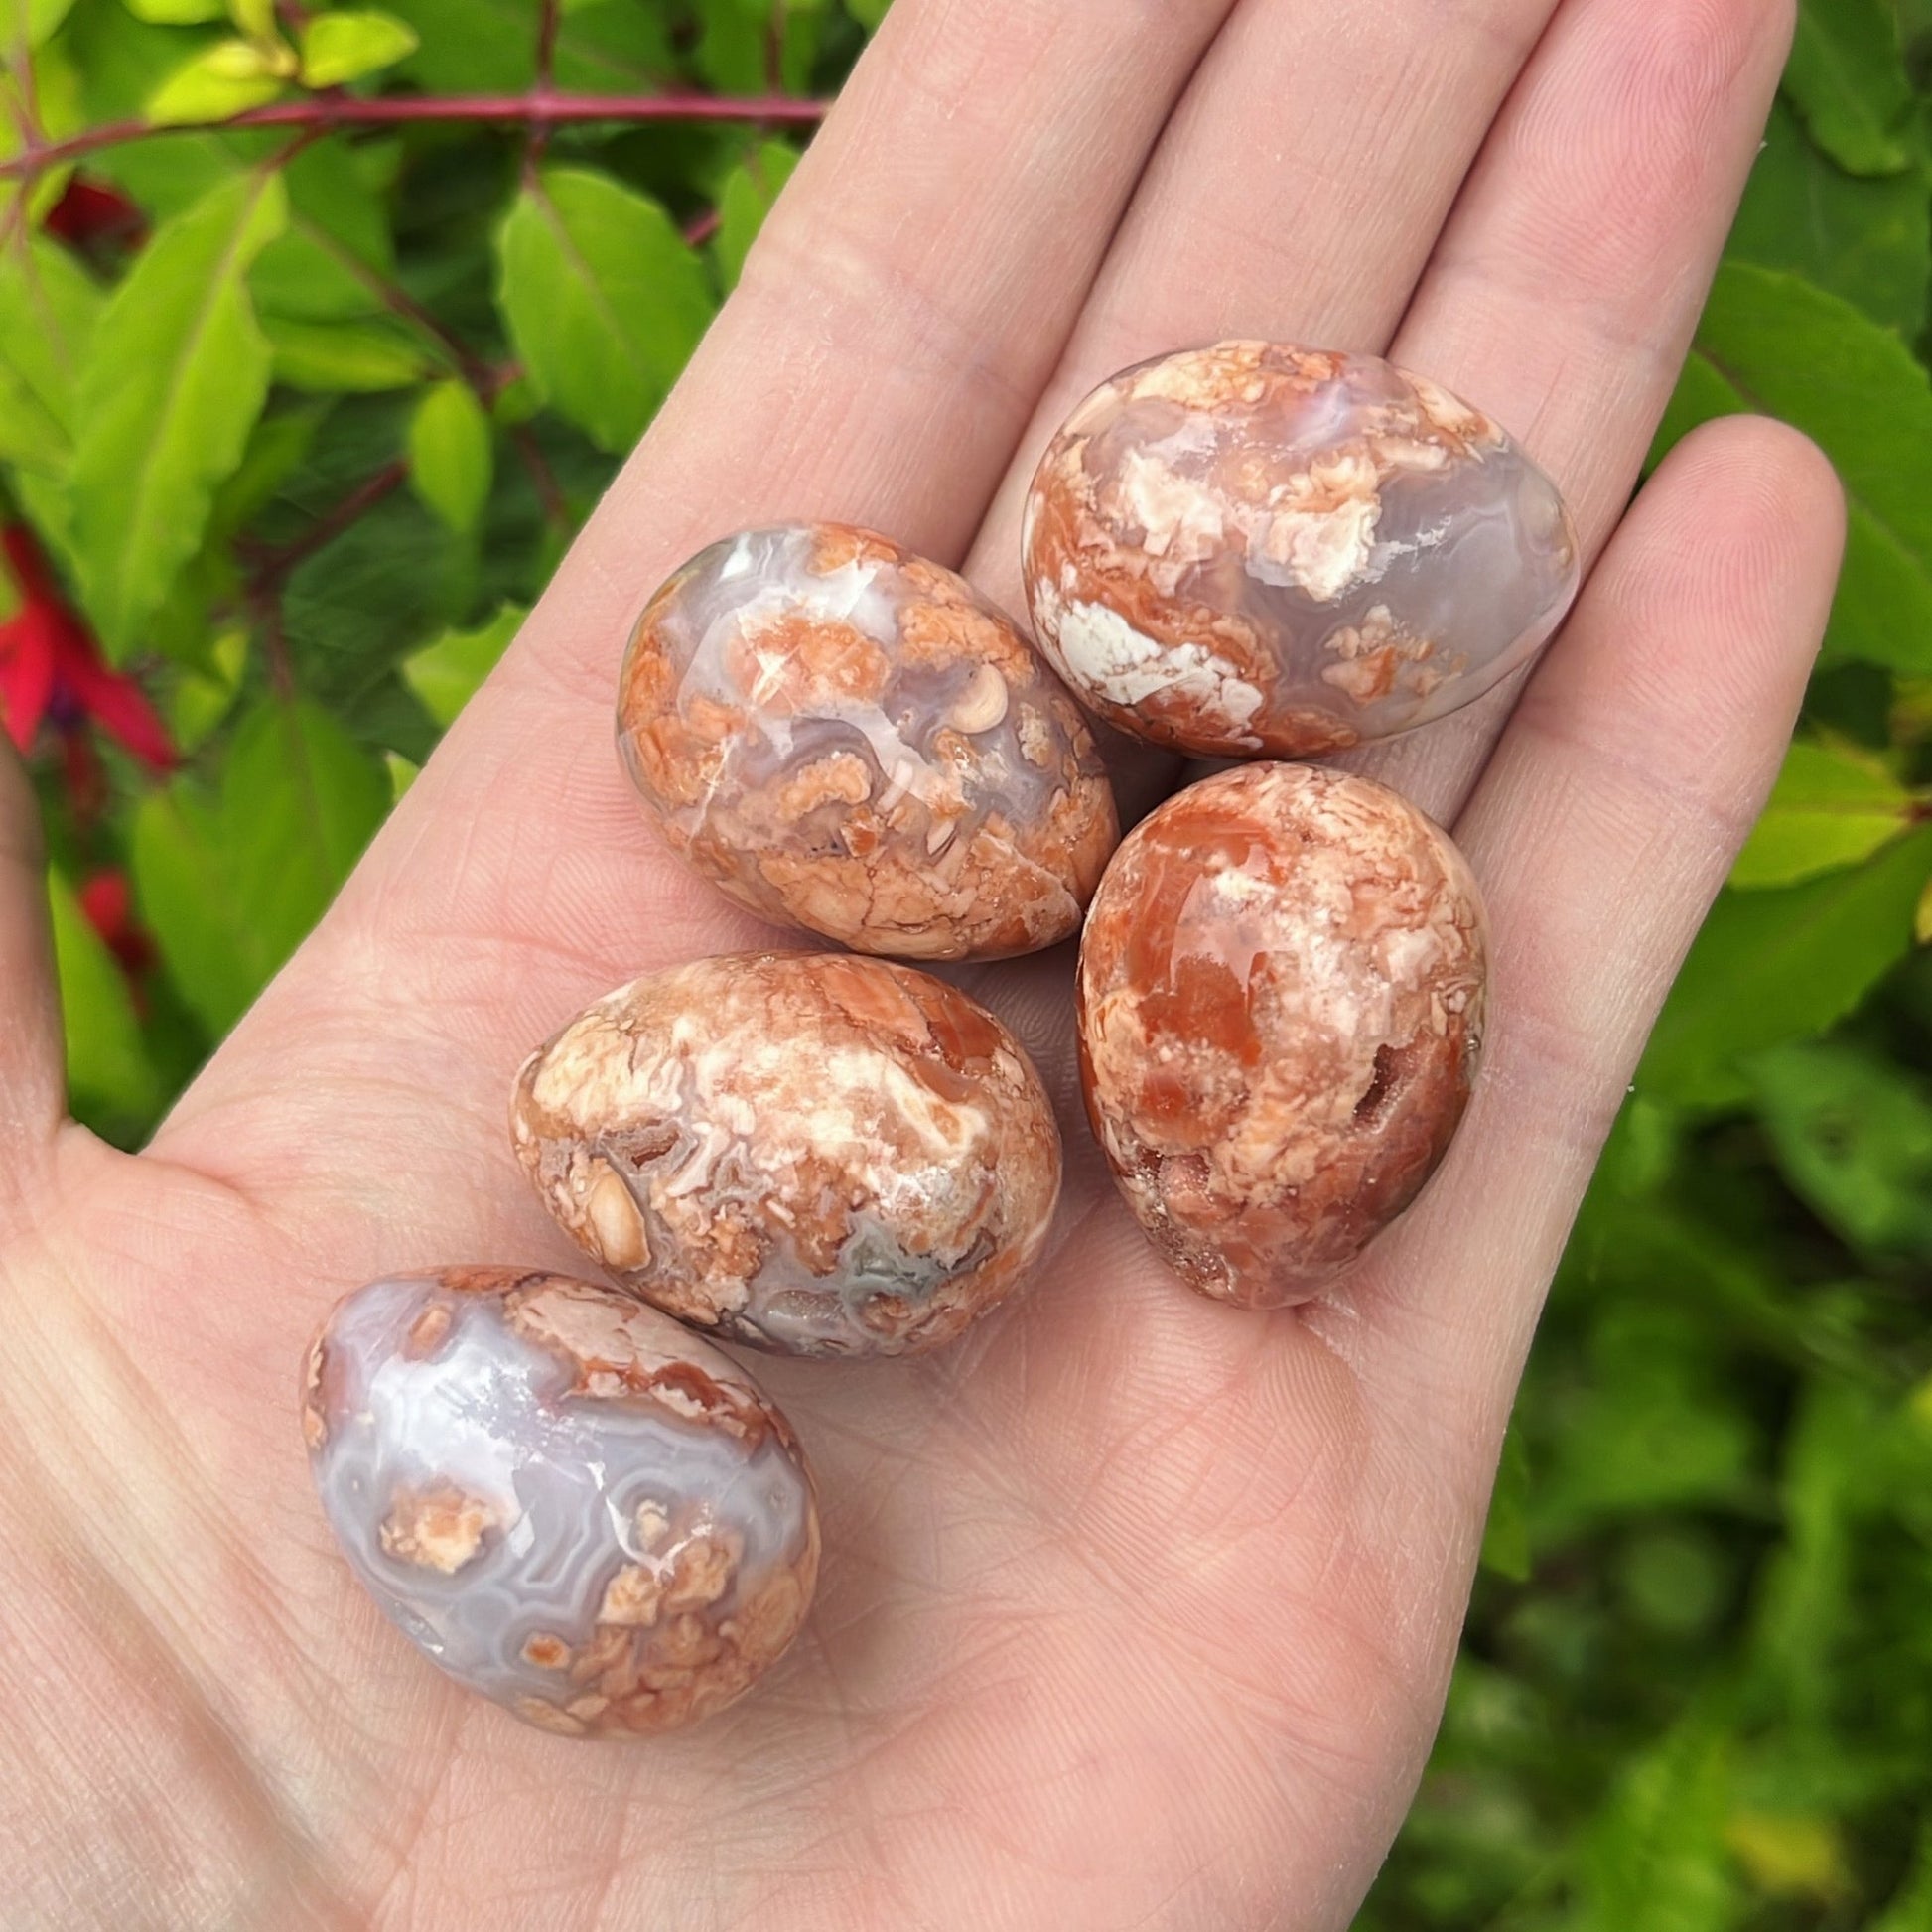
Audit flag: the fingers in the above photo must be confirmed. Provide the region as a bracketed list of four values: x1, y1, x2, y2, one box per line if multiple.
[153, 0, 1238, 1192]
[966, 0, 1564, 615]
[1338, 415, 1845, 1490]
[0, 737, 62, 1207]
[1343, 0, 1797, 821]
[538, 0, 1241, 694]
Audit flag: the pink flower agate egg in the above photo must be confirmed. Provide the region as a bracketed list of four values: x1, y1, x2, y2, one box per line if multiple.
[619, 523, 1118, 959]
[1026, 343, 1579, 758]
[512, 952, 1062, 1358]
[1077, 763, 1487, 1305]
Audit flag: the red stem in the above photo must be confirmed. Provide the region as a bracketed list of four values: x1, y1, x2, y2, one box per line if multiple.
[535, 0, 562, 90]
[528, 0, 564, 164]
[0, 91, 830, 181]
[242, 459, 409, 592]
[511, 423, 569, 530]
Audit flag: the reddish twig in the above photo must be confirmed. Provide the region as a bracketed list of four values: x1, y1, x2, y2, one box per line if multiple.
[511, 423, 569, 530]
[241, 459, 409, 593]
[683, 207, 722, 248]
[0, 91, 830, 181]
[765, 11, 786, 93]
[534, 0, 563, 91]
[334, 242, 495, 391]
[528, 0, 564, 164]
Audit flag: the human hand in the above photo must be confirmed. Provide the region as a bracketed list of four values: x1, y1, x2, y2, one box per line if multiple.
[0, 0, 1845, 1924]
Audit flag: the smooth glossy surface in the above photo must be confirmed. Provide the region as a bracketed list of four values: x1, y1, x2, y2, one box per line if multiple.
[303, 1269, 819, 1737]
[512, 952, 1062, 1358]
[619, 523, 1118, 959]
[1077, 763, 1487, 1306]
[1025, 343, 1579, 758]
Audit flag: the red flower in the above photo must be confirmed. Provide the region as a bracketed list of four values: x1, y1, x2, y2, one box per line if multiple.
[77, 868, 157, 983]
[43, 177, 147, 255]
[0, 524, 175, 771]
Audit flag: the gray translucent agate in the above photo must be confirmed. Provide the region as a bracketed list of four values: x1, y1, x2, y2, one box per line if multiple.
[302, 1270, 819, 1738]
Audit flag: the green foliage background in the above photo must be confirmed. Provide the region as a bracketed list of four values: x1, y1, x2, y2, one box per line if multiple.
[4, 0, 1931, 1922]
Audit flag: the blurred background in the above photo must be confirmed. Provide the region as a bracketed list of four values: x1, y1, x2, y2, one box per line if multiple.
[1, 1, 1929, 1924]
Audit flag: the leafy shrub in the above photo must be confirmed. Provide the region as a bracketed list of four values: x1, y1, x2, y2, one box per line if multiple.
[0, 0, 855, 1133]
[1364, 12, 1932, 1922]
[1, 0, 1930, 1925]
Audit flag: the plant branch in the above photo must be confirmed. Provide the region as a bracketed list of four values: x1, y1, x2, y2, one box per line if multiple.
[510, 422, 568, 531]
[528, 0, 564, 164]
[241, 459, 409, 594]
[340, 240, 495, 390]
[535, 0, 563, 91]
[0, 90, 830, 181]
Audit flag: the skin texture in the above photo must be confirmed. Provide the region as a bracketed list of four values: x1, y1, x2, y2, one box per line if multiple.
[304, 1269, 820, 1738]
[511, 953, 1062, 1358]
[1025, 344, 1579, 757]
[0, 2, 1846, 1927]
[1079, 764, 1486, 1304]
[619, 523, 1117, 959]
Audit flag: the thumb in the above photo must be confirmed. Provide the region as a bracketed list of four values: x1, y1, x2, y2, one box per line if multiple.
[0, 736, 64, 1208]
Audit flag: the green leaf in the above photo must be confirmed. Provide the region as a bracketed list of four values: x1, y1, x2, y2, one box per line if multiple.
[1575, 1714, 1737, 1932]
[1870, 1826, 1932, 1932]
[1784, 0, 1916, 176]
[383, 0, 530, 87]
[297, 7, 418, 87]
[1479, 1418, 1532, 1583]
[210, 402, 322, 537]
[69, 170, 287, 658]
[265, 314, 428, 391]
[691, 0, 826, 93]
[406, 378, 491, 533]
[48, 867, 160, 1127]
[65, 1, 245, 213]
[166, 624, 248, 751]
[132, 698, 387, 1035]
[488, 369, 538, 425]
[1748, 1378, 1875, 1727]
[1749, 1042, 1932, 1256]
[495, 166, 712, 456]
[1638, 823, 1932, 1108]
[1729, 738, 1922, 889]
[385, 748, 418, 799]
[225, 0, 276, 39]
[1658, 264, 1932, 674]
[144, 38, 288, 124]
[1722, 1812, 1848, 1903]
[1540, 1309, 1757, 1526]
[131, 790, 255, 1036]
[1620, 1529, 1729, 1641]
[251, 140, 398, 323]
[846, 0, 889, 24]
[714, 139, 800, 294]
[0, 233, 103, 475]
[274, 440, 473, 741]
[9, 34, 84, 173]
[19, 0, 80, 42]
[121, 0, 225, 22]
[385, 0, 672, 92]
[13, 470, 75, 583]
[400, 601, 522, 724]
[1725, 99, 1930, 338]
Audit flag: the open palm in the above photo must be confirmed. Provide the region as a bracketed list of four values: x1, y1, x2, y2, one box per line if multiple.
[0, 0, 1847, 1924]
